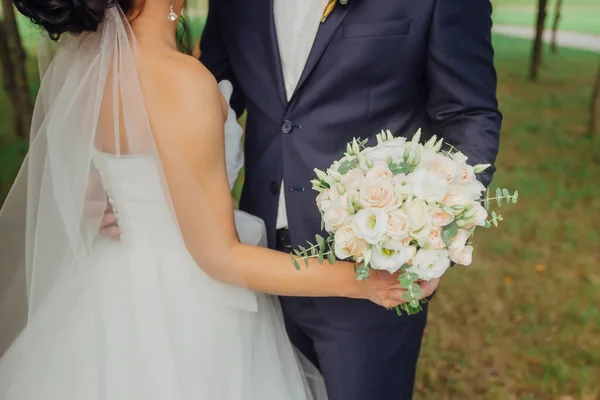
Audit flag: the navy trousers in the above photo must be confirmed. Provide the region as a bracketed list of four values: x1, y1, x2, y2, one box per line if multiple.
[279, 296, 428, 400]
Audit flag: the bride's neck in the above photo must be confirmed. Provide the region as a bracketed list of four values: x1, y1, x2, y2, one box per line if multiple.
[128, 2, 181, 50]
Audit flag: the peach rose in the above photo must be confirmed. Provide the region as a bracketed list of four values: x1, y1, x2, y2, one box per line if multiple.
[359, 181, 400, 212]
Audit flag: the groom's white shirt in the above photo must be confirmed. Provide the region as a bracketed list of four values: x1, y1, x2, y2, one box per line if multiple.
[273, 0, 329, 230]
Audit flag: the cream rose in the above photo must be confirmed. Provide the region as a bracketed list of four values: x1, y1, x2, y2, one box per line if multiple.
[454, 164, 475, 185]
[422, 227, 445, 250]
[422, 152, 457, 181]
[340, 168, 365, 191]
[359, 181, 400, 211]
[334, 224, 367, 260]
[354, 209, 388, 245]
[410, 168, 448, 203]
[443, 189, 472, 208]
[366, 165, 394, 181]
[323, 200, 350, 232]
[409, 249, 451, 280]
[386, 209, 410, 240]
[450, 229, 471, 249]
[316, 191, 332, 212]
[471, 202, 488, 226]
[402, 198, 431, 235]
[430, 207, 454, 227]
[449, 245, 474, 266]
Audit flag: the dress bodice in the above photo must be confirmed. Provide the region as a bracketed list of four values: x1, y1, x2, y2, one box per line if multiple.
[93, 80, 266, 247]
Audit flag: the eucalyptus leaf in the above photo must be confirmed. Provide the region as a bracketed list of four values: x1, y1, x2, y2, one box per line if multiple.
[291, 256, 301, 271]
[400, 278, 413, 289]
[405, 272, 419, 281]
[402, 292, 413, 301]
[441, 222, 459, 246]
[327, 252, 336, 264]
[496, 188, 502, 207]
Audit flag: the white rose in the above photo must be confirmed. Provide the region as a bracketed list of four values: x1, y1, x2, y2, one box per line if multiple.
[354, 209, 389, 245]
[360, 141, 406, 170]
[454, 164, 475, 185]
[421, 152, 457, 181]
[409, 249, 451, 280]
[334, 224, 367, 260]
[370, 246, 414, 273]
[448, 245, 473, 266]
[465, 180, 486, 200]
[430, 207, 454, 227]
[323, 200, 350, 232]
[340, 168, 365, 191]
[366, 165, 394, 181]
[316, 191, 332, 212]
[359, 180, 400, 211]
[450, 229, 471, 249]
[451, 151, 469, 164]
[410, 168, 448, 203]
[402, 198, 431, 236]
[422, 227, 445, 250]
[379, 136, 407, 150]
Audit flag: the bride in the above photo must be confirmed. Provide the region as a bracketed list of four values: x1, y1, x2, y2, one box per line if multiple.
[0, 0, 408, 398]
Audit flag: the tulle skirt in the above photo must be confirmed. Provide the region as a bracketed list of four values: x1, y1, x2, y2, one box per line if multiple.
[0, 213, 325, 400]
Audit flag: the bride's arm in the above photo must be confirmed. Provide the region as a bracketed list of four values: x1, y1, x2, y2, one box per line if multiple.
[153, 63, 405, 308]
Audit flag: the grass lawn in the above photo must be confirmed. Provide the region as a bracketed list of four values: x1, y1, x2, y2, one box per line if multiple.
[416, 35, 600, 399]
[492, 0, 600, 35]
[1, 22, 599, 398]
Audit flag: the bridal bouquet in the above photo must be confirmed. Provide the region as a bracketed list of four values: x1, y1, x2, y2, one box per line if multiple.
[292, 129, 518, 315]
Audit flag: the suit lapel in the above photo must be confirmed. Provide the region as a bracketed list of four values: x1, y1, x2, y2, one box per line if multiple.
[265, 0, 287, 106]
[292, 3, 351, 100]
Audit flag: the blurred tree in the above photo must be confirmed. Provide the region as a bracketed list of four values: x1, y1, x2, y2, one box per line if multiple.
[591, 59, 600, 161]
[0, 0, 33, 139]
[550, 0, 563, 53]
[529, 0, 548, 80]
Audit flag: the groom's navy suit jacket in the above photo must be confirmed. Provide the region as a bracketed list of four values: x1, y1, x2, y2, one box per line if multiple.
[201, 0, 501, 329]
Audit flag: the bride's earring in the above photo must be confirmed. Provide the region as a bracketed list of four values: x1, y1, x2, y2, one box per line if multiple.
[167, 2, 178, 21]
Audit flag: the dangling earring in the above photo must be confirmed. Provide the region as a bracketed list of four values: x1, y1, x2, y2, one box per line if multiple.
[167, 2, 178, 21]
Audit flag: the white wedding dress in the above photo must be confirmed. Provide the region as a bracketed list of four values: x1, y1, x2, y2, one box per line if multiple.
[0, 82, 324, 400]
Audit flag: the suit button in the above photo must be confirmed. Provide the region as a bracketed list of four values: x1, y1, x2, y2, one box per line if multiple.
[281, 120, 293, 134]
[269, 181, 279, 195]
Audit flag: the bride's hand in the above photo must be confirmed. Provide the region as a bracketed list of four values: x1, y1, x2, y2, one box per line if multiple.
[351, 270, 409, 308]
[99, 205, 121, 239]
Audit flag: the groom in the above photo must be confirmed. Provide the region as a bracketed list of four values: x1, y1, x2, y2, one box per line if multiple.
[200, 0, 501, 398]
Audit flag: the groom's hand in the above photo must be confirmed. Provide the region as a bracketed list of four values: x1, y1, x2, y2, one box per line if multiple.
[355, 271, 409, 309]
[388, 277, 440, 303]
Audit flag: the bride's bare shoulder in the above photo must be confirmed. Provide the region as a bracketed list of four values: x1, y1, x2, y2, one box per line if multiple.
[144, 52, 227, 139]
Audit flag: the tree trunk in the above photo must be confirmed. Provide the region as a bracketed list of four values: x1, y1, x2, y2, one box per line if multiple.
[591, 59, 600, 162]
[529, 0, 548, 81]
[1, 0, 33, 139]
[551, 0, 563, 53]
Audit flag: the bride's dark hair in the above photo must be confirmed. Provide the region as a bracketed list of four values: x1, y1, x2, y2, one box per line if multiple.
[14, 0, 136, 40]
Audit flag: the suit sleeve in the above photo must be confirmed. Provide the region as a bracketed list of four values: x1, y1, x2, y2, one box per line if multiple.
[200, 0, 246, 117]
[426, 0, 501, 187]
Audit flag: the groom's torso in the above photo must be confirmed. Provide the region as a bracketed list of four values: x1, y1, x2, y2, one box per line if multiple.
[208, 0, 441, 327]
[217, 0, 435, 248]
